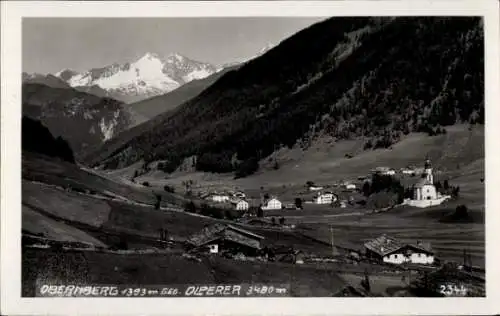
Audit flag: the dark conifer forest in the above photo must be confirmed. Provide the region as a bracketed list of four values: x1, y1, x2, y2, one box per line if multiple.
[22, 116, 76, 163]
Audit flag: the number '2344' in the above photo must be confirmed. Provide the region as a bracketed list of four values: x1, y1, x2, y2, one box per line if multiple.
[439, 284, 467, 296]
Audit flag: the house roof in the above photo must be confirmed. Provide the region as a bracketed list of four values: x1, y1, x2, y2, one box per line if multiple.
[364, 235, 434, 256]
[264, 197, 281, 204]
[230, 198, 248, 205]
[186, 223, 265, 249]
[226, 224, 265, 240]
[409, 242, 434, 254]
[364, 235, 405, 257]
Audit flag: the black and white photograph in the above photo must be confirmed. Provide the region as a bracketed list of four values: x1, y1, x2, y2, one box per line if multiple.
[1, 1, 500, 315]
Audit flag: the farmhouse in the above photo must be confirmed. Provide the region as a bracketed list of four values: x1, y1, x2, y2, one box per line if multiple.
[185, 223, 265, 256]
[313, 192, 337, 204]
[364, 235, 435, 265]
[372, 167, 396, 176]
[309, 185, 324, 191]
[401, 168, 416, 176]
[403, 158, 451, 208]
[231, 199, 249, 211]
[344, 183, 356, 190]
[261, 197, 282, 210]
[208, 194, 230, 203]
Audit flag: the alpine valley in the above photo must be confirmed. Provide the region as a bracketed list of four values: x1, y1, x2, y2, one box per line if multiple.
[20, 16, 486, 299]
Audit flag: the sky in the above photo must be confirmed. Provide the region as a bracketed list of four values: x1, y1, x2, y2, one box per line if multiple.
[22, 17, 327, 74]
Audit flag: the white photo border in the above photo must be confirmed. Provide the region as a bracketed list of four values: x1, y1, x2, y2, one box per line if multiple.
[1, 1, 499, 315]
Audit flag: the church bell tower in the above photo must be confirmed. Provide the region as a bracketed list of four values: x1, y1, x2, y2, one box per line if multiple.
[424, 157, 433, 184]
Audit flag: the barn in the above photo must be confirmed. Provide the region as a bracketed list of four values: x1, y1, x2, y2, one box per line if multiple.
[261, 197, 282, 210]
[185, 224, 265, 257]
[231, 199, 249, 211]
[364, 235, 434, 265]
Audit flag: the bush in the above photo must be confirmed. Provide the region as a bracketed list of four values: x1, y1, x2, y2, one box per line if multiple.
[110, 236, 129, 250]
[199, 203, 225, 219]
[225, 209, 244, 220]
[235, 157, 259, 178]
[294, 198, 303, 209]
[225, 210, 236, 220]
[362, 181, 371, 197]
[370, 174, 402, 194]
[443, 180, 450, 190]
[154, 194, 162, 210]
[184, 201, 197, 213]
[273, 160, 280, 170]
[364, 140, 373, 150]
[163, 185, 175, 193]
[257, 207, 264, 218]
[455, 204, 468, 217]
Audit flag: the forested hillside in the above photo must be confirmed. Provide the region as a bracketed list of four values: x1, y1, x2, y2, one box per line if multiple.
[85, 17, 484, 177]
[22, 116, 75, 163]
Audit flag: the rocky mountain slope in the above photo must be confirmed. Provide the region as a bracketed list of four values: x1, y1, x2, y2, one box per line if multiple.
[84, 17, 484, 177]
[53, 53, 217, 104]
[22, 83, 136, 158]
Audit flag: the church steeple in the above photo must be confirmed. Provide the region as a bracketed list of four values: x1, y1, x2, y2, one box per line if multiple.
[424, 156, 433, 183]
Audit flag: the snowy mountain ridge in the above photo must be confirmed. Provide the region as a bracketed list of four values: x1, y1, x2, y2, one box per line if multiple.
[53, 52, 217, 103]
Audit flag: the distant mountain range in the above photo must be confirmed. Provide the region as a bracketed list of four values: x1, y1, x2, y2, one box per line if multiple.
[83, 17, 484, 178]
[24, 53, 218, 104]
[21, 45, 283, 163]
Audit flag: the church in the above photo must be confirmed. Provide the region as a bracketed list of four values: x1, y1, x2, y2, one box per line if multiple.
[404, 158, 451, 208]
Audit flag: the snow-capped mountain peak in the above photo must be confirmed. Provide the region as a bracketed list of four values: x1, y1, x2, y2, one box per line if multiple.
[166, 53, 185, 63]
[137, 52, 161, 62]
[53, 52, 217, 104]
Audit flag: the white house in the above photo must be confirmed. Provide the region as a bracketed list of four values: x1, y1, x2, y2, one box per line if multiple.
[313, 192, 337, 204]
[373, 167, 396, 176]
[401, 168, 416, 175]
[232, 199, 249, 211]
[364, 235, 434, 265]
[403, 158, 450, 208]
[344, 183, 356, 190]
[209, 194, 230, 203]
[309, 186, 324, 191]
[261, 198, 282, 210]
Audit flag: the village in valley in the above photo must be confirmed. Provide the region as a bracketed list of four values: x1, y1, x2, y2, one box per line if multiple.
[100, 154, 482, 297]
[19, 15, 486, 299]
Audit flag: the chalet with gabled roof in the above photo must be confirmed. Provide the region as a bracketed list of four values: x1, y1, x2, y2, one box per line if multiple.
[364, 234, 434, 265]
[185, 223, 265, 256]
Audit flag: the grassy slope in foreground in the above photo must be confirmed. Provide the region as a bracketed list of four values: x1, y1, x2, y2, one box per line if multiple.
[23, 247, 347, 297]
